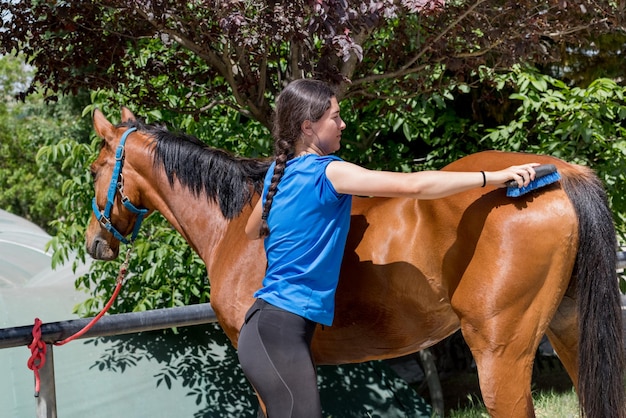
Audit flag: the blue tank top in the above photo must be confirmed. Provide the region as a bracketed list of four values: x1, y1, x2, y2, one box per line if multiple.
[254, 154, 352, 326]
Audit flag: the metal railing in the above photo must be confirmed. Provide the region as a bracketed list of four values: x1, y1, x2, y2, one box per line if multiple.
[0, 303, 218, 418]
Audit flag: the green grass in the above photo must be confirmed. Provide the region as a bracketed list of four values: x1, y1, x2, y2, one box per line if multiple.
[447, 388, 579, 418]
[533, 389, 579, 418]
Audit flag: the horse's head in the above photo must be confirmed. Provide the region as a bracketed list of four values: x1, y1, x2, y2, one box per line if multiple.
[86, 108, 152, 260]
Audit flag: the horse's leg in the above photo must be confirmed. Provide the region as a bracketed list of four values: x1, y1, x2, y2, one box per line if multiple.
[451, 266, 572, 417]
[456, 315, 540, 417]
[544, 287, 578, 387]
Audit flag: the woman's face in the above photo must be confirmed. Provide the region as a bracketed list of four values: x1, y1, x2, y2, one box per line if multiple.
[309, 97, 346, 155]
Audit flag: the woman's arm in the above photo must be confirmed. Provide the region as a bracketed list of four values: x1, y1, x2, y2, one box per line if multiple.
[325, 161, 539, 199]
[245, 198, 264, 240]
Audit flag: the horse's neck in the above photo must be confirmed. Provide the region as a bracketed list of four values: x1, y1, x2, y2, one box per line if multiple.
[163, 183, 228, 260]
[129, 143, 230, 266]
[149, 175, 264, 336]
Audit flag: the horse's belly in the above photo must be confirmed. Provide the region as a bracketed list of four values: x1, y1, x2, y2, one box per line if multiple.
[311, 302, 459, 365]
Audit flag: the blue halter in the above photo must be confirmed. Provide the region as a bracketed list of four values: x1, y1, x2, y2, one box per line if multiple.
[92, 127, 149, 244]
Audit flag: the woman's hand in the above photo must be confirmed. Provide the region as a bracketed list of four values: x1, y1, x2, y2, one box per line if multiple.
[484, 163, 540, 189]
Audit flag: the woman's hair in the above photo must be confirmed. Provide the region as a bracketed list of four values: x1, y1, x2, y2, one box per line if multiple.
[258, 79, 336, 237]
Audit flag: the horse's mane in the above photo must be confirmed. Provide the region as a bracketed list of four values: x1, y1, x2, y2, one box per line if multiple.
[120, 119, 272, 219]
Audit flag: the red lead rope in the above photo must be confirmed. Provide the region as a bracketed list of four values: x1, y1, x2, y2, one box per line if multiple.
[27, 318, 46, 396]
[27, 247, 131, 397]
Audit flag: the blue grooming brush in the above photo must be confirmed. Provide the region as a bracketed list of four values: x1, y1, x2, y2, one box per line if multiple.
[506, 164, 561, 197]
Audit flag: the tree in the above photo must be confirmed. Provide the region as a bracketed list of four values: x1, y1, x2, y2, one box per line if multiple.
[1, 0, 621, 131]
[0, 54, 92, 233]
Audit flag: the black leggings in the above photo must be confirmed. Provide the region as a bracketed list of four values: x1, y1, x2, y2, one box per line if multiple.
[238, 299, 320, 418]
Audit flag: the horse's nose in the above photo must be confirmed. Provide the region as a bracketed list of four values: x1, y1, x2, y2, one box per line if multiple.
[86, 234, 119, 260]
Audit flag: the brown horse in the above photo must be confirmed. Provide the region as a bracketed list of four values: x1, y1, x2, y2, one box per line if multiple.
[86, 108, 624, 418]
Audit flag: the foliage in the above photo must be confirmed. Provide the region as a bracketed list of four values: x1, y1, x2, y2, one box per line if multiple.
[339, 72, 485, 172]
[0, 54, 91, 234]
[83, 86, 271, 158]
[1, 0, 620, 131]
[482, 65, 626, 239]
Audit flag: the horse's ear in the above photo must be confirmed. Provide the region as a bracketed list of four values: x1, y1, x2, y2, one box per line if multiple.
[121, 107, 136, 123]
[93, 108, 115, 141]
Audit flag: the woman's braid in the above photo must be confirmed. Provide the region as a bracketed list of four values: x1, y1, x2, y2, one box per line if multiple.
[259, 138, 292, 237]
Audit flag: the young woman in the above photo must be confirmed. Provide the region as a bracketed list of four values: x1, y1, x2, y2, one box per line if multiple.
[239, 79, 538, 418]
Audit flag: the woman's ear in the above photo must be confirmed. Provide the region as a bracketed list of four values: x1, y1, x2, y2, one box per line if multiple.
[301, 119, 313, 137]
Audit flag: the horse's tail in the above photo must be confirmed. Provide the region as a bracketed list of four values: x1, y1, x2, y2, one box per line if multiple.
[561, 166, 625, 418]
